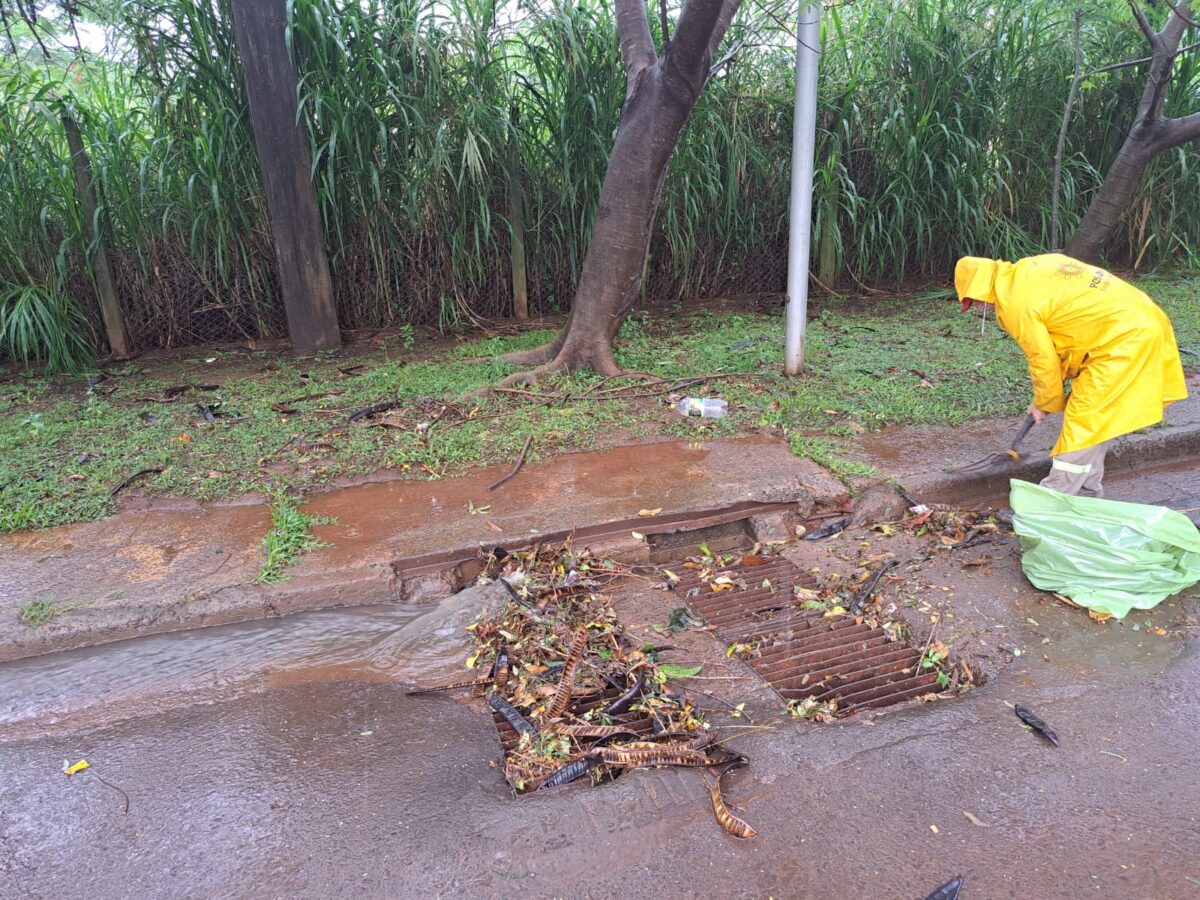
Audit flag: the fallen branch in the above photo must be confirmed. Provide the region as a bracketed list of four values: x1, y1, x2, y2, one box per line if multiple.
[111, 466, 165, 497]
[849, 559, 899, 613]
[489, 436, 533, 492]
[271, 390, 344, 413]
[94, 775, 130, 815]
[348, 399, 403, 422]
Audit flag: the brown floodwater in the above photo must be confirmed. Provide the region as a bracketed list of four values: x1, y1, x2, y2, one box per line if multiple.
[0, 588, 503, 743]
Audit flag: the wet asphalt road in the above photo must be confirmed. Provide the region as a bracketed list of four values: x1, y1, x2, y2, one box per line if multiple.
[1, 461, 1198, 899]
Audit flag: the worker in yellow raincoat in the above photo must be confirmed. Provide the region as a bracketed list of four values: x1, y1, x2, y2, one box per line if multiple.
[954, 253, 1187, 497]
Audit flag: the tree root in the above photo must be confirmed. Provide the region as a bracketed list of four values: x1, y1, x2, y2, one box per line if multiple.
[493, 361, 566, 389]
[501, 337, 564, 368]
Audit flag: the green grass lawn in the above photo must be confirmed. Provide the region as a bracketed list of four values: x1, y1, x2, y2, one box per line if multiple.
[2, 275, 1196, 533]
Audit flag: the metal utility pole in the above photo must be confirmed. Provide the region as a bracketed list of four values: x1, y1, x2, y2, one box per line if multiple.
[784, 2, 821, 376]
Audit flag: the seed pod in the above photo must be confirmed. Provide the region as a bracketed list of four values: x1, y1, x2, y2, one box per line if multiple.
[487, 691, 538, 738]
[708, 774, 757, 839]
[538, 755, 600, 790]
[405, 676, 491, 695]
[598, 746, 709, 767]
[490, 647, 510, 688]
[605, 670, 645, 715]
[924, 875, 964, 900]
[548, 723, 639, 738]
[1014, 703, 1059, 746]
[545, 629, 588, 720]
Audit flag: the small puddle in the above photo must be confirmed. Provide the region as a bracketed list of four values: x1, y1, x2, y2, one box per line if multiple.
[0, 596, 489, 742]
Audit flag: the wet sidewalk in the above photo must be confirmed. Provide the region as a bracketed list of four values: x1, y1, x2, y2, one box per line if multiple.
[1, 436, 845, 661]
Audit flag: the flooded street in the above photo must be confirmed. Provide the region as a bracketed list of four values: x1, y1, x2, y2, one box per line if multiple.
[2, 458, 1199, 897]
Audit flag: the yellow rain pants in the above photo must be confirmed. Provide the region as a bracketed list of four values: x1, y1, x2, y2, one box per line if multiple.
[955, 254, 1187, 455]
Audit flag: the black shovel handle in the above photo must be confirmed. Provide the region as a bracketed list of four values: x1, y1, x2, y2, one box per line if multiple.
[1011, 413, 1037, 453]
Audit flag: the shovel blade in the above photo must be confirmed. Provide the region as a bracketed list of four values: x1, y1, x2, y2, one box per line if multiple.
[946, 452, 1017, 476]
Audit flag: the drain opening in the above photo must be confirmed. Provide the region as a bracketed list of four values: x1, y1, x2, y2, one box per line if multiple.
[675, 555, 943, 716]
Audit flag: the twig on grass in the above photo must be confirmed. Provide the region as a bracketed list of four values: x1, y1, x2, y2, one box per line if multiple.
[488, 436, 533, 492]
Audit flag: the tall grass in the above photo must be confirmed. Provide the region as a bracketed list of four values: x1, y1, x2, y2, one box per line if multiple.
[0, 0, 1196, 364]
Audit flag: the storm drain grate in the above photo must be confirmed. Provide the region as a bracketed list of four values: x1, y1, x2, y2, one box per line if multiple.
[677, 556, 940, 715]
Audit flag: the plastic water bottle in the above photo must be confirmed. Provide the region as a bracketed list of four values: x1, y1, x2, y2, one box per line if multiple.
[675, 397, 728, 418]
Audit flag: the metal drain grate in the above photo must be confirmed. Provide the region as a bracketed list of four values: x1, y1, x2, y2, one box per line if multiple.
[677, 556, 940, 715]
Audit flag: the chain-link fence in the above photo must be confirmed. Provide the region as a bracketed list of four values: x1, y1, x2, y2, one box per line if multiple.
[62, 221, 791, 353]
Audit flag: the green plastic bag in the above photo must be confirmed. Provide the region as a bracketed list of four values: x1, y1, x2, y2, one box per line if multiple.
[1010, 479, 1200, 619]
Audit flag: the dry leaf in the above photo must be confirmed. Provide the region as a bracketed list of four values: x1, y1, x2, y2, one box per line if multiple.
[962, 810, 991, 827]
[1087, 609, 1111, 622]
[631, 531, 645, 541]
[741, 555, 769, 567]
[485, 518, 503, 533]
[638, 508, 663, 517]
[1054, 593, 1083, 609]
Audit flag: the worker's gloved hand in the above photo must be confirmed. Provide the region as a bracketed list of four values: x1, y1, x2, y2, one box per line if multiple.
[1026, 402, 1047, 424]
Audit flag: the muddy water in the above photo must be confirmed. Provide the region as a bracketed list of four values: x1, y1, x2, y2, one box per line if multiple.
[0, 587, 502, 742]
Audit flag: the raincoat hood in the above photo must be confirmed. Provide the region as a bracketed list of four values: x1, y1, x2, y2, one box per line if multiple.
[954, 256, 1001, 310]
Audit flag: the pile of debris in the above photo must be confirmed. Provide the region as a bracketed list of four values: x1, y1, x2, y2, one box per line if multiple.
[413, 541, 757, 839]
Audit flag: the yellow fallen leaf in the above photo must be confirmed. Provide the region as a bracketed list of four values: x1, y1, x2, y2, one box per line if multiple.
[712, 582, 733, 592]
[662, 569, 680, 583]
[823, 605, 847, 617]
[638, 508, 663, 517]
[1087, 609, 1112, 623]
[65, 760, 89, 776]
[930, 824, 939, 834]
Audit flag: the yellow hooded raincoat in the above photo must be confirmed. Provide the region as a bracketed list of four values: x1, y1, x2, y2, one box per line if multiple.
[954, 254, 1187, 456]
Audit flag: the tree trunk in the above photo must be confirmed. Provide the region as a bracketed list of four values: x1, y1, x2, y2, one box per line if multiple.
[1064, 130, 1158, 264]
[502, 0, 739, 379]
[507, 130, 529, 321]
[230, 0, 341, 353]
[1064, 1, 1199, 264]
[63, 113, 130, 358]
[550, 71, 702, 373]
